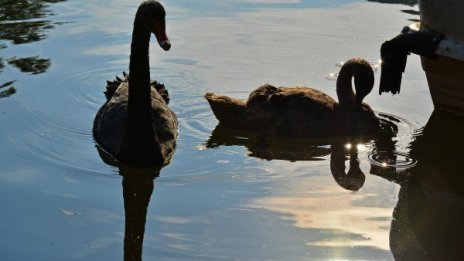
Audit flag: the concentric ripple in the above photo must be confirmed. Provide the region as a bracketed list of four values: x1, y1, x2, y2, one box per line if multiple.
[368, 150, 417, 169]
[12, 66, 124, 176]
[365, 112, 421, 170]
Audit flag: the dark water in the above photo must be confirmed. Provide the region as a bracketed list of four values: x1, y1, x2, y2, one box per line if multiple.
[1, 0, 463, 260]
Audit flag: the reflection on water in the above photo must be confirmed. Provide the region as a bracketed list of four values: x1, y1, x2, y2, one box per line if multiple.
[367, 0, 417, 6]
[97, 147, 162, 261]
[206, 114, 411, 193]
[206, 111, 464, 255]
[207, 124, 378, 191]
[221, 110, 464, 257]
[120, 166, 159, 261]
[7, 56, 51, 74]
[0, 0, 64, 98]
[1, 0, 461, 260]
[372, 110, 464, 260]
[0, 80, 16, 98]
[330, 143, 366, 191]
[95, 107, 176, 260]
[205, 116, 399, 251]
[206, 124, 332, 161]
[0, 0, 64, 44]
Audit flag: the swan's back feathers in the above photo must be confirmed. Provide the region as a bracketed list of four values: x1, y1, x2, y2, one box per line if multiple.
[247, 84, 337, 112]
[104, 74, 126, 100]
[104, 72, 170, 104]
[245, 84, 339, 137]
[94, 80, 178, 165]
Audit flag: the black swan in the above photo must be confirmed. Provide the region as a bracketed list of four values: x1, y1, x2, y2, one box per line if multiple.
[205, 58, 379, 138]
[93, 0, 177, 167]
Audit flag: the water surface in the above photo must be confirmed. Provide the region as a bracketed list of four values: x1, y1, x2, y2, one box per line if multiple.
[1, 0, 463, 260]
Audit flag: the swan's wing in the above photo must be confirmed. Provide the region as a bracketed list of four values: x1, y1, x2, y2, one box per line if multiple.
[104, 72, 129, 100]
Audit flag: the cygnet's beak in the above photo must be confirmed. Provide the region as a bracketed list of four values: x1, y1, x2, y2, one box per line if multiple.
[152, 23, 171, 51]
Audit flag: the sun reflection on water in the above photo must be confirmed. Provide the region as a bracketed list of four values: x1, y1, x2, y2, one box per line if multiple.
[246, 180, 395, 250]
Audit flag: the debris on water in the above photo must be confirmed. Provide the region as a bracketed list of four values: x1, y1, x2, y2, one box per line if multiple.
[325, 72, 338, 80]
[195, 144, 207, 151]
[60, 209, 80, 216]
[335, 61, 345, 67]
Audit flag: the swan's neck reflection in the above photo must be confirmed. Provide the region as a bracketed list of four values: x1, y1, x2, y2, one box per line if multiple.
[120, 167, 159, 261]
[330, 143, 365, 191]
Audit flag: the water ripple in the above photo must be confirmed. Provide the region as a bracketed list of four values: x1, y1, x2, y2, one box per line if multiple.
[368, 150, 417, 169]
[364, 112, 421, 170]
[13, 66, 125, 176]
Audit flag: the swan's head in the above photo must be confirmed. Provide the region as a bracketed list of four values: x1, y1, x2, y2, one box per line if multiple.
[136, 0, 171, 51]
[336, 58, 374, 109]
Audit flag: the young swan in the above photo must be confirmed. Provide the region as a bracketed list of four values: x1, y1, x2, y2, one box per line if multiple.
[205, 58, 379, 138]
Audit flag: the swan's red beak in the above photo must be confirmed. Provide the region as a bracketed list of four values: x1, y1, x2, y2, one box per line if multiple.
[152, 23, 171, 51]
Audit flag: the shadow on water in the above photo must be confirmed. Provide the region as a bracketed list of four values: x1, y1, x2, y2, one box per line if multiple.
[371, 110, 464, 260]
[0, 0, 65, 99]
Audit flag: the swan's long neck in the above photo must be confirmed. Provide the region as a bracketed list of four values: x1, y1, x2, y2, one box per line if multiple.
[336, 59, 374, 109]
[336, 65, 356, 109]
[127, 22, 152, 126]
[118, 18, 164, 166]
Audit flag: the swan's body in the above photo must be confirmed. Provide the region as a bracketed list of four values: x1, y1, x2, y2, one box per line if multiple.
[93, 0, 177, 167]
[205, 58, 379, 138]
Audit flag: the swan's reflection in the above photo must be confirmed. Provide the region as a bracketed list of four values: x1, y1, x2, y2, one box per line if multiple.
[206, 123, 388, 191]
[371, 110, 464, 260]
[206, 124, 332, 161]
[120, 165, 159, 261]
[330, 143, 366, 191]
[96, 148, 162, 261]
[330, 113, 401, 191]
[328, 115, 401, 190]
